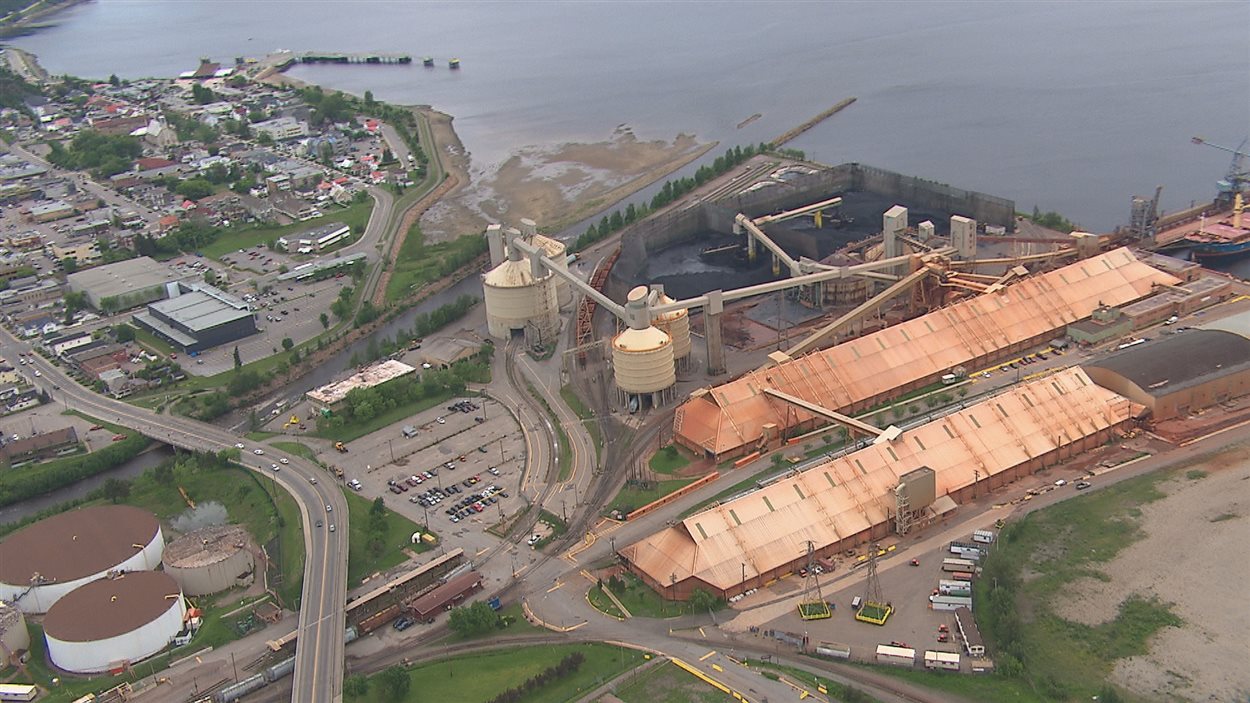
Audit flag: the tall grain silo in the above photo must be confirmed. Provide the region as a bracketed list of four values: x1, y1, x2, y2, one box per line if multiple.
[520, 218, 571, 309]
[482, 233, 558, 346]
[651, 292, 691, 371]
[0, 600, 29, 660]
[613, 286, 677, 410]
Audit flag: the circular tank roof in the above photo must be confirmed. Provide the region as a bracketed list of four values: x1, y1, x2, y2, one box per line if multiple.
[0, 505, 159, 586]
[627, 286, 648, 303]
[43, 571, 181, 643]
[165, 525, 250, 569]
[484, 259, 546, 288]
[652, 293, 688, 321]
[531, 233, 566, 259]
[613, 326, 671, 352]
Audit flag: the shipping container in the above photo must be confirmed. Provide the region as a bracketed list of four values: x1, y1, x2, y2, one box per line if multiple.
[874, 644, 916, 667]
[814, 641, 851, 660]
[929, 594, 973, 611]
[0, 685, 38, 702]
[942, 558, 976, 573]
[924, 650, 961, 671]
[951, 571, 975, 582]
[972, 530, 995, 544]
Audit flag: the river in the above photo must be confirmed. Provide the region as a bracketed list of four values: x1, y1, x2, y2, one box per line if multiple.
[8, 1, 1248, 233]
[0, 443, 174, 525]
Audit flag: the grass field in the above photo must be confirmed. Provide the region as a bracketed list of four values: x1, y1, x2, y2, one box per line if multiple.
[972, 467, 1183, 701]
[611, 572, 705, 619]
[606, 477, 696, 515]
[342, 488, 430, 586]
[383, 224, 488, 303]
[271, 440, 319, 461]
[366, 642, 645, 703]
[614, 660, 731, 703]
[648, 445, 691, 475]
[312, 389, 455, 442]
[559, 384, 601, 463]
[200, 200, 374, 260]
[744, 660, 887, 703]
[859, 662, 1043, 703]
[446, 602, 542, 642]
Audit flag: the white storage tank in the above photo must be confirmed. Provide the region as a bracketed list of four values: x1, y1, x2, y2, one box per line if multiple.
[164, 525, 255, 597]
[0, 600, 29, 658]
[521, 218, 571, 309]
[651, 293, 691, 368]
[482, 258, 558, 343]
[43, 571, 186, 674]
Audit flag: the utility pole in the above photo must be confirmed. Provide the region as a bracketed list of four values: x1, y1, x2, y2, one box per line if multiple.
[388, 439, 395, 463]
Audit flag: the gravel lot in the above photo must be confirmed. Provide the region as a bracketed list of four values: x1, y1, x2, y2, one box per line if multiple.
[1055, 444, 1250, 702]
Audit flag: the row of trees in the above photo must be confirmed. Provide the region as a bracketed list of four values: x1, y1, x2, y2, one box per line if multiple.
[485, 652, 585, 703]
[447, 600, 500, 637]
[572, 143, 768, 252]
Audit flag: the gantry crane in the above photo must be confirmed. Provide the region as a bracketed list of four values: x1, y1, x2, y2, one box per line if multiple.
[1192, 136, 1250, 206]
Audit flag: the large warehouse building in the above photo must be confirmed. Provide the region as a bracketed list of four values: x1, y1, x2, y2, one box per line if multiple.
[164, 525, 255, 596]
[65, 256, 196, 312]
[1084, 329, 1250, 422]
[132, 282, 258, 353]
[673, 248, 1179, 460]
[623, 368, 1143, 599]
[306, 359, 416, 411]
[0, 505, 163, 613]
[43, 571, 186, 674]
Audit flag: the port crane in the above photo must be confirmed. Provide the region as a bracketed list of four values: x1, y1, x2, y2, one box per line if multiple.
[1192, 136, 1250, 206]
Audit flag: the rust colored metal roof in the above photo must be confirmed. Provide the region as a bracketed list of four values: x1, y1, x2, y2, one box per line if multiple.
[626, 368, 1142, 592]
[43, 571, 181, 642]
[0, 505, 159, 586]
[674, 248, 1178, 457]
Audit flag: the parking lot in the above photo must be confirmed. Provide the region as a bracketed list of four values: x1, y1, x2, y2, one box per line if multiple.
[297, 395, 531, 567]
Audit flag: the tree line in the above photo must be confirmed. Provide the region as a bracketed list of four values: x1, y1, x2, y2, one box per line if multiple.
[571, 143, 769, 252]
[46, 130, 143, 178]
[0, 431, 150, 508]
[484, 652, 585, 703]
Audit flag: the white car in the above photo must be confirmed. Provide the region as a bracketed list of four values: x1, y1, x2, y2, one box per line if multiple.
[325, 504, 332, 512]
[235, 442, 245, 449]
[527, 533, 541, 546]
[279, 457, 289, 464]
[33, 370, 40, 377]
[270, 464, 280, 471]
[436, 416, 446, 424]
[253, 449, 264, 455]
[309, 476, 317, 484]
[1054, 479, 1067, 487]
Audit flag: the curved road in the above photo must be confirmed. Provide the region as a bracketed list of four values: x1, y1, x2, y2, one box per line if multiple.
[1, 331, 349, 703]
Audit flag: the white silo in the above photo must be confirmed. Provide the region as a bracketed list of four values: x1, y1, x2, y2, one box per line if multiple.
[651, 292, 691, 371]
[613, 286, 677, 409]
[0, 600, 29, 660]
[519, 218, 572, 309]
[482, 233, 558, 346]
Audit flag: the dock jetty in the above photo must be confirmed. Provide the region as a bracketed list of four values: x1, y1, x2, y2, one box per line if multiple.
[770, 97, 857, 148]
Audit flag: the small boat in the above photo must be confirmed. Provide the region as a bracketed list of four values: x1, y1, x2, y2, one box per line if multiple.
[422, 56, 434, 67]
[448, 58, 461, 69]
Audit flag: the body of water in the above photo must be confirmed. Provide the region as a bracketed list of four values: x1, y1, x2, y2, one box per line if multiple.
[9, 1, 1248, 232]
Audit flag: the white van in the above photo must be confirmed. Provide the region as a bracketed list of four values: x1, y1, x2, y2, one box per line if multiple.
[851, 596, 863, 610]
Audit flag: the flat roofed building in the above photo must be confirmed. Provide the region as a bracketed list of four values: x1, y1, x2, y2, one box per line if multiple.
[66, 256, 196, 312]
[132, 283, 257, 353]
[674, 248, 1179, 460]
[306, 359, 417, 409]
[1084, 329, 1250, 421]
[622, 368, 1142, 600]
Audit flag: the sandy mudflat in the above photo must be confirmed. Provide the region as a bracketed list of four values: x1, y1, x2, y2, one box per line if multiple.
[1052, 446, 1250, 702]
[420, 126, 713, 241]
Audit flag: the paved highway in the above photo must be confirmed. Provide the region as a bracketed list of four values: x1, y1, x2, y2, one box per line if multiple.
[0, 331, 349, 703]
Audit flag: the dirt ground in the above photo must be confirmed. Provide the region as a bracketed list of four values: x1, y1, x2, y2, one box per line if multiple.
[1052, 444, 1250, 702]
[420, 126, 716, 241]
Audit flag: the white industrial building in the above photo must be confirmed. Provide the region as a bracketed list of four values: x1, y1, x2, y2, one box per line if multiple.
[0, 505, 164, 614]
[482, 221, 569, 345]
[42, 571, 186, 674]
[164, 525, 255, 596]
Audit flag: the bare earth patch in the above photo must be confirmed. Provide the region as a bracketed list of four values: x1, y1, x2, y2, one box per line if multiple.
[1052, 447, 1250, 702]
[420, 126, 714, 241]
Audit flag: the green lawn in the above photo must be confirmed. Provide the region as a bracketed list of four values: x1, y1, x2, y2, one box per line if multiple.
[446, 602, 542, 642]
[200, 200, 374, 260]
[342, 488, 431, 586]
[587, 584, 626, 619]
[382, 224, 488, 303]
[312, 389, 455, 442]
[364, 643, 646, 703]
[856, 663, 1042, 703]
[611, 572, 704, 619]
[271, 440, 318, 461]
[607, 477, 696, 515]
[614, 660, 731, 703]
[973, 467, 1186, 700]
[648, 445, 691, 475]
[560, 384, 601, 464]
[746, 660, 887, 703]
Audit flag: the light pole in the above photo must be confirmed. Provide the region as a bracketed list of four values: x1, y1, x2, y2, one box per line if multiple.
[388, 439, 395, 463]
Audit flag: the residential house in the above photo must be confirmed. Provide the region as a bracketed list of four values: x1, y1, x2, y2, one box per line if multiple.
[44, 331, 95, 357]
[0, 427, 80, 465]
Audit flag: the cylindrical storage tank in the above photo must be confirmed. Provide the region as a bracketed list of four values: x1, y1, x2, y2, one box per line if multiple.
[483, 259, 557, 340]
[0, 600, 30, 656]
[613, 326, 676, 394]
[651, 294, 691, 364]
[44, 571, 186, 674]
[531, 233, 570, 308]
[0, 505, 163, 614]
[164, 525, 255, 597]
